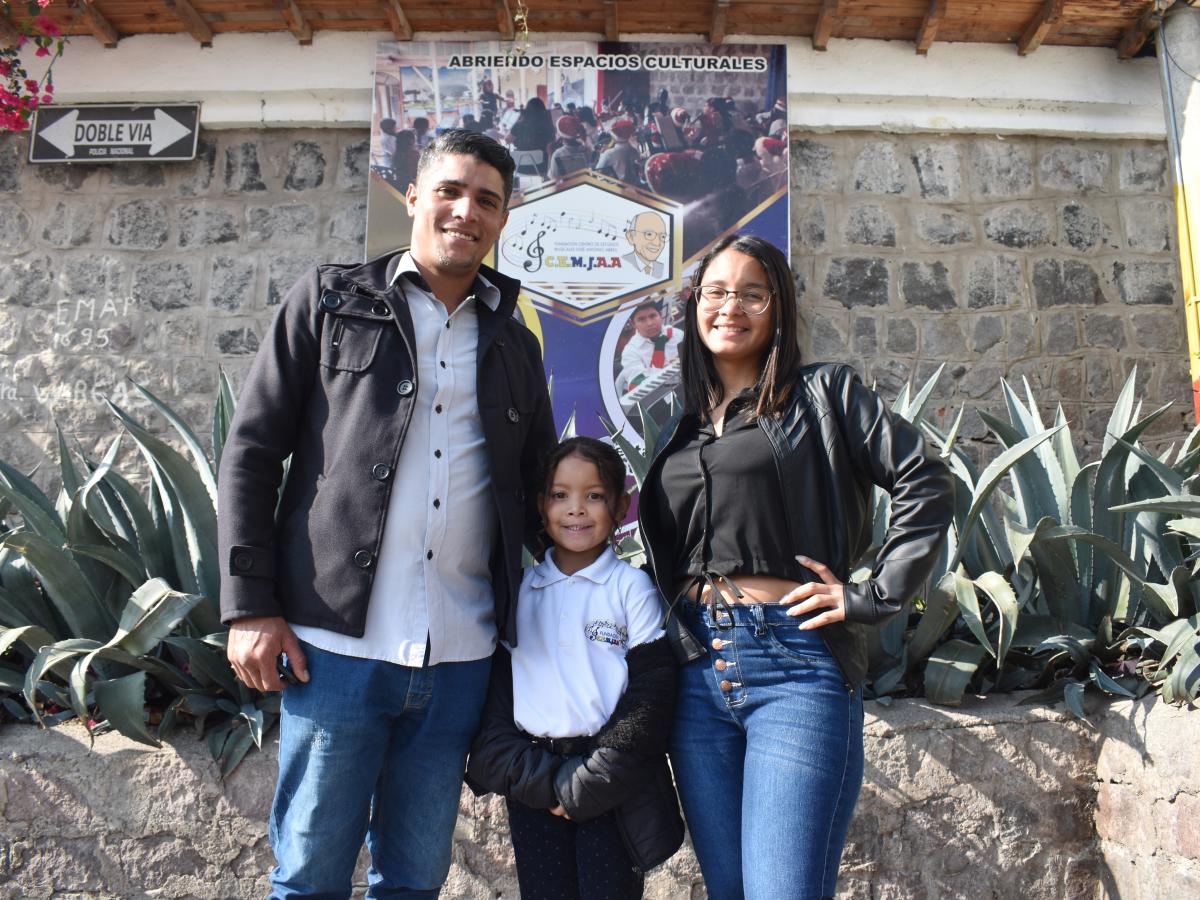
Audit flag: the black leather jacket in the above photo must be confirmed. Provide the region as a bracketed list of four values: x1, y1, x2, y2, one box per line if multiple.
[217, 253, 557, 646]
[639, 363, 955, 687]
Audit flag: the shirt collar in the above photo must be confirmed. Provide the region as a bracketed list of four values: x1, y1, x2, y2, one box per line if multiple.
[390, 251, 501, 311]
[530, 546, 620, 588]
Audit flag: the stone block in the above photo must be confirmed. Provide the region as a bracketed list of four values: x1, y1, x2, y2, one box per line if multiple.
[868, 358, 912, 398]
[247, 204, 319, 245]
[139, 315, 203, 355]
[1061, 202, 1112, 253]
[970, 315, 1005, 354]
[810, 313, 847, 358]
[105, 199, 169, 250]
[283, 141, 327, 191]
[36, 163, 100, 192]
[329, 200, 367, 247]
[267, 254, 324, 306]
[1053, 359, 1083, 400]
[132, 261, 197, 312]
[843, 204, 897, 247]
[914, 209, 973, 246]
[1042, 311, 1078, 354]
[178, 204, 240, 248]
[1008, 313, 1037, 359]
[900, 261, 956, 311]
[0, 255, 52, 307]
[969, 140, 1033, 199]
[339, 138, 371, 191]
[224, 142, 268, 193]
[790, 138, 839, 193]
[214, 325, 261, 356]
[208, 256, 258, 312]
[852, 315, 877, 356]
[823, 257, 890, 308]
[0, 133, 21, 192]
[1113, 260, 1179, 307]
[852, 142, 907, 194]
[1118, 145, 1167, 193]
[910, 143, 962, 201]
[960, 362, 1003, 399]
[791, 198, 826, 251]
[109, 163, 166, 189]
[1086, 358, 1113, 399]
[58, 254, 125, 303]
[921, 317, 966, 358]
[41, 200, 98, 248]
[1131, 311, 1184, 352]
[983, 205, 1051, 249]
[966, 254, 1024, 309]
[1120, 198, 1173, 252]
[1038, 145, 1110, 193]
[886, 318, 917, 354]
[0, 201, 31, 251]
[1083, 313, 1126, 350]
[178, 138, 217, 197]
[1033, 259, 1105, 308]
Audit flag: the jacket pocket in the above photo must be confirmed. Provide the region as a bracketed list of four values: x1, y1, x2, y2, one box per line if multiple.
[317, 291, 389, 373]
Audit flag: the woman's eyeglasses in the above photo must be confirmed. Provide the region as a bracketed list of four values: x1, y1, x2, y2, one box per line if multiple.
[693, 285, 772, 316]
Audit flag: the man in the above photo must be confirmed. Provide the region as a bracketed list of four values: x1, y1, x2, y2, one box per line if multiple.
[218, 130, 556, 898]
[621, 211, 667, 278]
[619, 299, 681, 395]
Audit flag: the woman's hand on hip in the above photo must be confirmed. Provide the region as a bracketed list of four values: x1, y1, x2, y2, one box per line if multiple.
[780, 556, 846, 630]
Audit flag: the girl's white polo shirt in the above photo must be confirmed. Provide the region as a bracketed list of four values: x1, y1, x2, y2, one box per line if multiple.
[510, 546, 665, 739]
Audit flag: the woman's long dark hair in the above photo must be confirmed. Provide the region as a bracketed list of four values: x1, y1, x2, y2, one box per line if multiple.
[679, 234, 802, 421]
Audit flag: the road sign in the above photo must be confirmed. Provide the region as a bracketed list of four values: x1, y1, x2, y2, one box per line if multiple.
[29, 105, 200, 163]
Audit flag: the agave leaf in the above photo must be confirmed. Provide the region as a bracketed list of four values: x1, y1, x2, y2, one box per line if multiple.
[948, 426, 1063, 573]
[99, 467, 174, 584]
[0, 624, 55, 658]
[937, 406, 966, 459]
[952, 577, 992, 657]
[0, 564, 65, 636]
[131, 381, 219, 511]
[1037, 525, 1145, 585]
[77, 436, 130, 544]
[22, 638, 100, 722]
[890, 382, 911, 415]
[1052, 404, 1081, 488]
[216, 720, 257, 777]
[70, 543, 147, 591]
[1167, 518, 1200, 541]
[240, 702, 266, 748]
[907, 572, 965, 664]
[976, 572, 1019, 669]
[1164, 639, 1200, 703]
[1104, 368, 1140, 456]
[1110, 496, 1200, 516]
[0, 459, 64, 540]
[1141, 579, 1181, 623]
[107, 578, 202, 657]
[1117, 438, 1184, 496]
[1088, 659, 1137, 698]
[93, 671, 160, 747]
[164, 636, 239, 696]
[212, 369, 237, 474]
[55, 426, 83, 520]
[1158, 615, 1200, 670]
[1063, 680, 1090, 720]
[980, 408, 1064, 527]
[925, 640, 987, 706]
[901, 364, 944, 424]
[1036, 635, 1092, 669]
[1011, 615, 1095, 648]
[2, 531, 115, 641]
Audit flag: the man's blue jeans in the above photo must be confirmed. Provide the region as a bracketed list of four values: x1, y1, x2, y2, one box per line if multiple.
[269, 641, 491, 899]
[669, 601, 864, 900]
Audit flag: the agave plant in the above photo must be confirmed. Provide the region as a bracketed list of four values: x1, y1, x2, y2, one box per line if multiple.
[0, 373, 276, 774]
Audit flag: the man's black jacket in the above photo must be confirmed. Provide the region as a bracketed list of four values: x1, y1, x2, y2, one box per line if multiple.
[216, 252, 556, 645]
[466, 639, 685, 872]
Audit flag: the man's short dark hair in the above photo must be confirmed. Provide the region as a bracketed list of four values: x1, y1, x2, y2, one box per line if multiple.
[416, 129, 517, 203]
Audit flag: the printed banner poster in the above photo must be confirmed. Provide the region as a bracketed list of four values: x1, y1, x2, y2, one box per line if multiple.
[366, 39, 789, 468]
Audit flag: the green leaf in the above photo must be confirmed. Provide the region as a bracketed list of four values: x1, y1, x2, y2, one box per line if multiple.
[976, 572, 1019, 669]
[1010, 615, 1095, 648]
[925, 640, 987, 706]
[2, 531, 115, 641]
[99, 467, 175, 585]
[212, 369, 237, 474]
[1051, 404, 1080, 490]
[1159, 615, 1200, 670]
[108, 578, 202, 657]
[1103, 367, 1139, 456]
[94, 671, 160, 748]
[953, 574, 992, 656]
[164, 636, 239, 696]
[55, 425, 83, 509]
[900, 363, 944, 424]
[131, 381, 219, 511]
[0, 624, 55, 658]
[71, 543, 147, 590]
[1110, 496, 1200, 516]
[0, 459, 64, 539]
[1089, 660, 1137, 698]
[1140, 579, 1181, 623]
[1063, 680, 1089, 720]
[906, 572, 961, 664]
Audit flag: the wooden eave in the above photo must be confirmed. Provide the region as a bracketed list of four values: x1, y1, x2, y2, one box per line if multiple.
[7, 0, 1166, 56]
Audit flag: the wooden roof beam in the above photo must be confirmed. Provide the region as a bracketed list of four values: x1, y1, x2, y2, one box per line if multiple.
[275, 0, 313, 45]
[1117, 2, 1167, 60]
[495, 1, 515, 40]
[0, 17, 22, 47]
[82, 0, 119, 48]
[813, 0, 841, 52]
[604, 1, 618, 41]
[163, 0, 214, 47]
[710, 0, 730, 45]
[915, 0, 947, 55]
[383, 0, 413, 41]
[1017, 0, 1064, 56]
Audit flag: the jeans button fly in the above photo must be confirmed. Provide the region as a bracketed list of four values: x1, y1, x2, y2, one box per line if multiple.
[711, 637, 725, 651]
[714, 659, 727, 671]
[719, 679, 733, 692]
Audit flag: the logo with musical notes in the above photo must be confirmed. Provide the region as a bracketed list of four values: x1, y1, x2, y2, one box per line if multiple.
[496, 173, 679, 320]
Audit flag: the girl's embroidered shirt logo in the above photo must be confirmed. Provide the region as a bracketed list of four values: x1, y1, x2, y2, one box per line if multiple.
[585, 620, 628, 647]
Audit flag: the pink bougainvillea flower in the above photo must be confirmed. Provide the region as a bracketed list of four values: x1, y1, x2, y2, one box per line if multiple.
[34, 16, 61, 37]
[45, 82, 54, 93]
[38, 0, 52, 6]
[24, 79, 38, 93]
[35, 46, 50, 57]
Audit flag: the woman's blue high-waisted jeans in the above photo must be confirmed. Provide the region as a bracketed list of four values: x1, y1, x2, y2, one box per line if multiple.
[668, 599, 864, 900]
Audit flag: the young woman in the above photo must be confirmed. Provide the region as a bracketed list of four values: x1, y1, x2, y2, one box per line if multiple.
[468, 437, 684, 900]
[639, 234, 955, 900]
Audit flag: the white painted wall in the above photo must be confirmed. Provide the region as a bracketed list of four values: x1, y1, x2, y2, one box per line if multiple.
[25, 29, 1165, 138]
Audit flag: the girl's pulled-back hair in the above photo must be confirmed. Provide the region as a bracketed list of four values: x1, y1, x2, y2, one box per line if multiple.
[679, 233, 802, 421]
[540, 436, 628, 527]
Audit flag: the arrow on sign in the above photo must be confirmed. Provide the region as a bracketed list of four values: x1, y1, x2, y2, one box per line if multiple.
[39, 108, 192, 158]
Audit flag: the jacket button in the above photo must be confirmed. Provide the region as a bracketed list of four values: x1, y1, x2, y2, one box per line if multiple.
[507, 407, 520, 423]
[354, 550, 373, 569]
[372, 303, 389, 316]
[321, 294, 343, 310]
[719, 679, 733, 692]
[233, 552, 253, 572]
[714, 659, 727, 671]
[396, 380, 414, 396]
[711, 638, 725, 651]
[372, 463, 391, 481]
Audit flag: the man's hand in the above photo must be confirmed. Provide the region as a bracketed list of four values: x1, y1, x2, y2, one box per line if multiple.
[227, 616, 310, 692]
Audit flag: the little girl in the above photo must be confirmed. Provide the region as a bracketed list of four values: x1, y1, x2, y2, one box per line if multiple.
[467, 436, 683, 900]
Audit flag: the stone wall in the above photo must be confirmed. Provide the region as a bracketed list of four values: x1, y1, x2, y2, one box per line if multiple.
[0, 127, 1187, 478]
[2, 694, 1194, 898]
